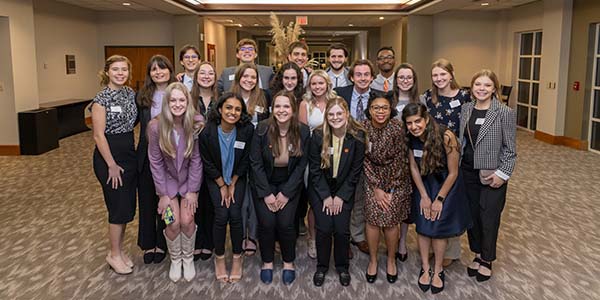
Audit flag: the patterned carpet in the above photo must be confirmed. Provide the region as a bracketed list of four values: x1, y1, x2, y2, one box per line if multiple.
[0, 129, 598, 300]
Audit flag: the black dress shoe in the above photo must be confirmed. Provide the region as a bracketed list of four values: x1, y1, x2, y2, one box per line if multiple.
[153, 250, 166, 264]
[417, 268, 431, 292]
[476, 261, 492, 282]
[339, 271, 351, 286]
[365, 270, 377, 283]
[467, 257, 482, 277]
[386, 272, 398, 283]
[431, 270, 445, 294]
[199, 251, 212, 261]
[143, 251, 155, 264]
[395, 252, 408, 262]
[313, 271, 326, 287]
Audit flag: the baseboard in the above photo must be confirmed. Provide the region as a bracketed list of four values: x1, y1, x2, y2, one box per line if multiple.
[85, 116, 92, 126]
[0, 145, 20, 156]
[534, 130, 588, 150]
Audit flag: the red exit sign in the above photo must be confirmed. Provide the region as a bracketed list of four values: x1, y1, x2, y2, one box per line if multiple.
[296, 16, 308, 25]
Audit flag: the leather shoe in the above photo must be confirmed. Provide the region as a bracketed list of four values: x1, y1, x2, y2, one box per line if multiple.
[153, 250, 166, 264]
[365, 270, 377, 283]
[431, 270, 445, 294]
[282, 269, 296, 285]
[352, 240, 369, 254]
[339, 271, 351, 286]
[395, 252, 407, 262]
[417, 268, 431, 292]
[386, 272, 398, 283]
[476, 261, 492, 282]
[143, 251, 155, 264]
[467, 257, 482, 277]
[260, 269, 273, 284]
[313, 271, 326, 286]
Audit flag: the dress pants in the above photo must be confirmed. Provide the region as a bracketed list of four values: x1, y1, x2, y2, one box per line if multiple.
[242, 178, 258, 242]
[254, 191, 300, 263]
[312, 198, 352, 273]
[137, 159, 166, 251]
[194, 181, 214, 251]
[209, 179, 246, 256]
[350, 173, 366, 242]
[463, 168, 507, 262]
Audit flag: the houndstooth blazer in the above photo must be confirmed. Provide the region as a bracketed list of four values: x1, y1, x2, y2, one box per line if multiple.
[458, 98, 517, 180]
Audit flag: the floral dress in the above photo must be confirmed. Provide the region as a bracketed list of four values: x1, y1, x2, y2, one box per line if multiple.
[362, 118, 412, 227]
[422, 88, 470, 135]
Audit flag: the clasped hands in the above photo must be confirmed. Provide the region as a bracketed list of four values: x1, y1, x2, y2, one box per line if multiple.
[323, 196, 344, 216]
[419, 195, 443, 221]
[264, 193, 289, 212]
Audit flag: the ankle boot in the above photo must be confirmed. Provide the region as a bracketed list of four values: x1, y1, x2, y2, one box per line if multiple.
[164, 231, 182, 282]
[181, 226, 197, 282]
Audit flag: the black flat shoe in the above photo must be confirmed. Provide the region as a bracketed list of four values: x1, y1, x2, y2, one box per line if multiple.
[417, 268, 431, 292]
[143, 251, 155, 264]
[153, 250, 166, 264]
[313, 271, 326, 287]
[339, 271, 351, 286]
[431, 270, 445, 294]
[365, 270, 377, 283]
[476, 261, 492, 282]
[395, 252, 408, 262]
[386, 272, 398, 283]
[199, 251, 212, 261]
[467, 257, 482, 277]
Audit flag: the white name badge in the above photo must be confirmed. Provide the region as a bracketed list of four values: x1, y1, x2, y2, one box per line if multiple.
[413, 149, 423, 158]
[368, 142, 373, 152]
[228, 74, 235, 81]
[234, 141, 245, 149]
[397, 104, 406, 113]
[475, 118, 485, 125]
[329, 147, 334, 155]
[255, 106, 265, 113]
[449, 100, 461, 108]
[110, 106, 122, 113]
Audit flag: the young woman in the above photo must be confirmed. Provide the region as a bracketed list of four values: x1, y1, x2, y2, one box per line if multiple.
[250, 91, 310, 285]
[460, 70, 516, 282]
[403, 102, 471, 294]
[299, 70, 337, 259]
[309, 98, 366, 287]
[91, 55, 138, 275]
[362, 91, 412, 284]
[136, 55, 175, 265]
[269, 62, 305, 103]
[147, 82, 204, 282]
[190, 61, 218, 261]
[178, 45, 201, 91]
[422, 58, 470, 266]
[199, 92, 254, 283]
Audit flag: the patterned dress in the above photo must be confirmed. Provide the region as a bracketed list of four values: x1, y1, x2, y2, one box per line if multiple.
[362, 118, 412, 227]
[422, 88, 470, 135]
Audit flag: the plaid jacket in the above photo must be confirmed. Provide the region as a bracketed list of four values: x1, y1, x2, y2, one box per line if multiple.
[459, 98, 517, 180]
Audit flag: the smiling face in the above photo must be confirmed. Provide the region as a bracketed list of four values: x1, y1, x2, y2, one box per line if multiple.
[431, 66, 452, 90]
[220, 97, 242, 126]
[273, 95, 293, 124]
[369, 97, 391, 126]
[310, 75, 328, 98]
[197, 63, 216, 89]
[352, 64, 373, 93]
[328, 49, 347, 71]
[471, 75, 496, 102]
[376, 49, 395, 73]
[396, 68, 414, 92]
[236, 43, 257, 64]
[168, 88, 188, 118]
[404, 114, 428, 138]
[107, 61, 129, 89]
[326, 104, 348, 131]
[240, 68, 258, 92]
[288, 47, 308, 69]
[150, 62, 170, 85]
[180, 49, 199, 73]
[282, 69, 298, 92]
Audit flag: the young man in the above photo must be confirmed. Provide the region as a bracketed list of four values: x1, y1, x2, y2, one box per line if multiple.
[371, 46, 396, 92]
[326, 43, 350, 89]
[287, 41, 310, 87]
[178, 45, 201, 91]
[217, 38, 274, 94]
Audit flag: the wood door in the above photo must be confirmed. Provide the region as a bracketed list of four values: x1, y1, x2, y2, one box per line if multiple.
[105, 46, 175, 91]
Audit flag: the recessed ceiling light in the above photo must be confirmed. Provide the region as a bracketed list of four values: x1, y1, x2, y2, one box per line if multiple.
[481, 2, 489, 6]
[185, 0, 201, 5]
[122, 2, 131, 5]
[348, 23, 354, 27]
[226, 19, 234, 23]
[237, 24, 243, 27]
[254, 23, 259, 26]
[379, 17, 385, 20]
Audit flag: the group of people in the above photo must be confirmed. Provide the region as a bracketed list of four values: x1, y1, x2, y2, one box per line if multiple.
[90, 38, 517, 294]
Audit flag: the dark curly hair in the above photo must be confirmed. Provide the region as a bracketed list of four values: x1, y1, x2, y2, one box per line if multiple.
[269, 62, 304, 103]
[364, 90, 398, 120]
[207, 91, 252, 127]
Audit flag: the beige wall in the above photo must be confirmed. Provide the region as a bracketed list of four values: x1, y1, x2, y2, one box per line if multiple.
[405, 15, 433, 94]
[203, 18, 227, 75]
[380, 19, 403, 72]
[173, 15, 202, 74]
[0, 16, 18, 145]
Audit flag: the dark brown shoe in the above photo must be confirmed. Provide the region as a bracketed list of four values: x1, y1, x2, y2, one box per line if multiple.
[352, 241, 369, 254]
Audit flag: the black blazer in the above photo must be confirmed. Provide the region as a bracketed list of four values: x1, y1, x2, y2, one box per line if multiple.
[250, 120, 310, 199]
[308, 129, 366, 208]
[199, 121, 254, 187]
[334, 85, 354, 109]
[136, 105, 152, 172]
[254, 89, 272, 123]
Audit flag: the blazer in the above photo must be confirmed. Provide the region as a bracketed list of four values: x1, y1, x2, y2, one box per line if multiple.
[136, 105, 152, 172]
[458, 98, 517, 180]
[199, 121, 254, 187]
[334, 85, 354, 109]
[308, 129, 366, 209]
[249, 120, 311, 199]
[254, 89, 273, 124]
[147, 119, 203, 198]
[217, 64, 274, 95]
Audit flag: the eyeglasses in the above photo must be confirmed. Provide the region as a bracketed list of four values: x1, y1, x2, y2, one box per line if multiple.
[239, 46, 255, 52]
[183, 55, 198, 60]
[397, 76, 413, 82]
[370, 105, 390, 112]
[376, 55, 395, 61]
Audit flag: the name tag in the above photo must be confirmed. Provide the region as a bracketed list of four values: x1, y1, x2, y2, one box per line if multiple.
[110, 106, 122, 113]
[234, 141, 245, 149]
[329, 147, 334, 155]
[475, 118, 485, 125]
[413, 149, 423, 158]
[449, 99, 461, 108]
[368, 142, 372, 153]
[397, 104, 406, 113]
[255, 106, 265, 113]
[228, 74, 235, 81]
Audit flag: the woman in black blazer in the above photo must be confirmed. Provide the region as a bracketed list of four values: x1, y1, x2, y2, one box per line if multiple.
[199, 92, 254, 283]
[459, 70, 517, 282]
[308, 97, 367, 287]
[250, 90, 310, 285]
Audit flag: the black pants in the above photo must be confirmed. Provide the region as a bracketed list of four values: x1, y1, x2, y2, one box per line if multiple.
[463, 167, 507, 262]
[312, 198, 352, 273]
[294, 186, 309, 236]
[195, 181, 214, 251]
[209, 179, 246, 256]
[137, 159, 166, 251]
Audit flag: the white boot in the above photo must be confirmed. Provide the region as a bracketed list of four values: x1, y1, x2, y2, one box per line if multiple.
[181, 226, 197, 282]
[164, 231, 182, 282]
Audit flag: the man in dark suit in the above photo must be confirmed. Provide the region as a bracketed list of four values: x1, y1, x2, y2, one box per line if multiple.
[287, 41, 311, 87]
[217, 38, 273, 95]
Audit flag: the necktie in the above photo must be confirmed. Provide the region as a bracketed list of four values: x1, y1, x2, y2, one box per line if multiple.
[356, 95, 365, 121]
[335, 77, 339, 89]
[383, 79, 389, 92]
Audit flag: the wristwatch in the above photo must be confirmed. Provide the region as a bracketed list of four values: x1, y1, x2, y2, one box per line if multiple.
[436, 195, 445, 203]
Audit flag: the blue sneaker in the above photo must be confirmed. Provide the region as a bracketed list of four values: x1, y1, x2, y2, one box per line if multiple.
[282, 269, 296, 285]
[260, 269, 273, 284]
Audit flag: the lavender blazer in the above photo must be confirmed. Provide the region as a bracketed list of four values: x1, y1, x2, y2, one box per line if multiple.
[147, 119, 203, 198]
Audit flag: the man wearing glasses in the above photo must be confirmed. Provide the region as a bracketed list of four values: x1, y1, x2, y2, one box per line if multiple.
[179, 45, 201, 91]
[217, 38, 274, 95]
[371, 47, 396, 92]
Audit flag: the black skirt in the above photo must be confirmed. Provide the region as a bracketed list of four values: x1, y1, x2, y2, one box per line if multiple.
[93, 132, 137, 224]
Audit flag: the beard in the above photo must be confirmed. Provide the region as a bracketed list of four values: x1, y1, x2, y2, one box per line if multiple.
[330, 62, 345, 71]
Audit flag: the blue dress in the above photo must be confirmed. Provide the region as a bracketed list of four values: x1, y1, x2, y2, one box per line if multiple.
[410, 134, 471, 238]
[423, 88, 470, 135]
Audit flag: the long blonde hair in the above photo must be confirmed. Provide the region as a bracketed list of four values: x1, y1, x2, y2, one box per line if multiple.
[430, 58, 460, 104]
[157, 82, 202, 158]
[319, 97, 367, 169]
[303, 70, 337, 116]
[230, 63, 267, 115]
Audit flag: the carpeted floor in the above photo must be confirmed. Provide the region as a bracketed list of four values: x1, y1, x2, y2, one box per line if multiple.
[0, 129, 598, 300]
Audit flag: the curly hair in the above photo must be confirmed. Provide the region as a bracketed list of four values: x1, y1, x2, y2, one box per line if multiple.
[364, 90, 398, 120]
[207, 92, 252, 127]
[269, 62, 304, 102]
